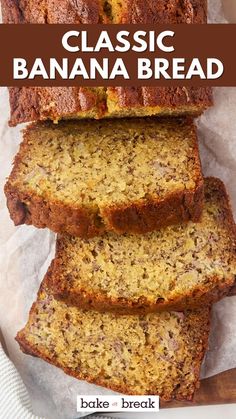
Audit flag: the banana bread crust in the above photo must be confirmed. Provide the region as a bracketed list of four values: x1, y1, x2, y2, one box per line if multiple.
[5, 180, 204, 237]
[1, 0, 207, 24]
[8, 87, 213, 126]
[16, 270, 210, 401]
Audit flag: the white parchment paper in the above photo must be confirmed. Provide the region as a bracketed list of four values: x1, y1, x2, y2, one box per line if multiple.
[0, 2, 236, 418]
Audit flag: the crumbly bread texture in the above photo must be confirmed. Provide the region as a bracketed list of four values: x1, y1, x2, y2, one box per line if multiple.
[5, 118, 204, 238]
[1, 1, 211, 125]
[7, 87, 212, 126]
[50, 178, 236, 313]
[1, 0, 207, 24]
[16, 272, 210, 400]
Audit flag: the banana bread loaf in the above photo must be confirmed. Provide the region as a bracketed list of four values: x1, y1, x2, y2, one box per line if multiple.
[1, 0, 212, 125]
[5, 118, 204, 238]
[16, 271, 210, 400]
[49, 178, 236, 313]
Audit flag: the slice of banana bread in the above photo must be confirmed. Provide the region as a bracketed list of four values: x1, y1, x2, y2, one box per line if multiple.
[49, 178, 236, 313]
[16, 271, 210, 401]
[5, 118, 204, 238]
[2, 1, 212, 125]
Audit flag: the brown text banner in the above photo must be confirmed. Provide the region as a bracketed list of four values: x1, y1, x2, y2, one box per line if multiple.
[0, 24, 234, 86]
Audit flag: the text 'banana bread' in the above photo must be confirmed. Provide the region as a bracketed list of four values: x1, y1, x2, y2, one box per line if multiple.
[1, 0, 212, 125]
[16, 272, 210, 401]
[5, 118, 204, 238]
[49, 178, 236, 313]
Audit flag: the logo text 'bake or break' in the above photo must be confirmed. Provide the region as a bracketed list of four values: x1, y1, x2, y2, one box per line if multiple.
[77, 395, 160, 412]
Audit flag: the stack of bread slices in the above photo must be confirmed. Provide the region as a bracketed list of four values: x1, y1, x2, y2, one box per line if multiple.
[2, 0, 236, 403]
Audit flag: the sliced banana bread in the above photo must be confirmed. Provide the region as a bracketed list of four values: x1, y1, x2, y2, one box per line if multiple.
[16, 271, 210, 400]
[2, 0, 212, 125]
[5, 118, 204, 238]
[49, 178, 236, 313]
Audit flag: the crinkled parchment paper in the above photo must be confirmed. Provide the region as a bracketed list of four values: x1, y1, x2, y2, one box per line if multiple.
[0, 2, 236, 418]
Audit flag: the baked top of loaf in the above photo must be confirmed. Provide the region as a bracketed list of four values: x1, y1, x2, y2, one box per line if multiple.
[50, 177, 236, 313]
[8, 87, 213, 126]
[5, 118, 204, 237]
[16, 272, 210, 400]
[1, 0, 207, 24]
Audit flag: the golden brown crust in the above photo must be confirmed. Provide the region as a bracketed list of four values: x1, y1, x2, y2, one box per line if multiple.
[121, 0, 207, 24]
[1, 0, 101, 23]
[5, 182, 204, 237]
[1, 0, 207, 24]
[102, 182, 204, 235]
[8, 87, 107, 127]
[15, 270, 211, 401]
[109, 86, 213, 110]
[8, 87, 213, 126]
[4, 184, 105, 237]
[228, 282, 236, 296]
[5, 117, 204, 238]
